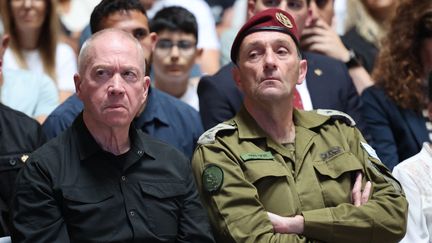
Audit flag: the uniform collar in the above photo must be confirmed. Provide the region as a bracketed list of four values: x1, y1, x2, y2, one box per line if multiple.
[134, 87, 170, 127]
[234, 106, 331, 140]
[72, 112, 155, 164]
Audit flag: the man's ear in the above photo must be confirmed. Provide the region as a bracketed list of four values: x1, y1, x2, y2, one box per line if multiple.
[247, 0, 256, 19]
[142, 76, 151, 103]
[297, 59, 308, 85]
[74, 73, 82, 96]
[149, 32, 158, 51]
[232, 65, 243, 92]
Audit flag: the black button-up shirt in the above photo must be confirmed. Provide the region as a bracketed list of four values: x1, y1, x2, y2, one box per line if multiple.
[0, 103, 46, 236]
[12, 113, 214, 243]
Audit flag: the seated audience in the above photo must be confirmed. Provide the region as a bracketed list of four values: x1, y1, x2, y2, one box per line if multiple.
[0, 27, 58, 123]
[361, 0, 432, 170]
[192, 9, 407, 242]
[393, 142, 432, 243]
[11, 29, 214, 242]
[150, 6, 202, 111]
[42, 0, 203, 159]
[1, 0, 77, 103]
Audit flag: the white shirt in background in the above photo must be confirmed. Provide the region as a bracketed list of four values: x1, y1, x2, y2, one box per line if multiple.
[393, 143, 432, 243]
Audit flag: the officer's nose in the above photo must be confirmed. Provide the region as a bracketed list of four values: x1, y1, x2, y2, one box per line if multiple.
[263, 50, 277, 70]
[108, 75, 125, 96]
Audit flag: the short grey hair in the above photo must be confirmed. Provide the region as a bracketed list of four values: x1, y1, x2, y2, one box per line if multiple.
[78, 28, 146, 75]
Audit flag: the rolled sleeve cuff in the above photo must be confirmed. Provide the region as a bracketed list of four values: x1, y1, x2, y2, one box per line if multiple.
[302, 208, 333, 242]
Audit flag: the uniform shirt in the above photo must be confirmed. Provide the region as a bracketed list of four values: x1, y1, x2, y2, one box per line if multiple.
[393, 143, 432, 243]
[192, 107, 407, 243]
[12, 113, 214, 243]
[0, 104, 46, 237]
[42, 87, 203, 158]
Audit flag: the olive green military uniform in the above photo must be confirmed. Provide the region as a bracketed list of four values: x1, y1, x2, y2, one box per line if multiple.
[192, 107, 407, 243]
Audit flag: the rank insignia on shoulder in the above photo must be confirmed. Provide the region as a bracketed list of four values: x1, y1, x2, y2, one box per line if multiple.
[198, 123, 236, 145]
[361, 142, 381, 162]
[20, 154, 29, 163]
[202, 164, 224, 194]
[316, 109, 356, 126]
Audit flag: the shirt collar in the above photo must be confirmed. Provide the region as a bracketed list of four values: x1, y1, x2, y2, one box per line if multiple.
[73, 112, 155, 162]
[233, 106, 331, 140]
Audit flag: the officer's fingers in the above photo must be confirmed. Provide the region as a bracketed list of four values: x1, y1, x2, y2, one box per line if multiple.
[351, 172, 362, 206]
[361, 181, 372, 205]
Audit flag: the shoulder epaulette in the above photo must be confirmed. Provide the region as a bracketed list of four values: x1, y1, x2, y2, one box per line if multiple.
[198, 123, 236, 145]
[316, 109, 356, 126]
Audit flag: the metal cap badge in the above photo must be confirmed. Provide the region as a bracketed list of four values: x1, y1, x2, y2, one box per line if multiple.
[230, 8, 300, 64]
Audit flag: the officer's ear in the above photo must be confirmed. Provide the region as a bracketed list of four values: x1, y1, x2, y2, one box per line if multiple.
[232, 65, 244, 92]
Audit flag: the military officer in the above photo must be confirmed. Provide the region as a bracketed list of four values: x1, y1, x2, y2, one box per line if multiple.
[192, 8, 407, 243]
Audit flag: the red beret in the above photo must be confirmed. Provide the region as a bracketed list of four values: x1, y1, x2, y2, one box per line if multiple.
[230, 8, 300, 64]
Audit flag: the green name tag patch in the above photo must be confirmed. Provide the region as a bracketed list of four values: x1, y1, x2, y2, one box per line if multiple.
[240, 152, 274, 161]
[202, 164, 224, 194]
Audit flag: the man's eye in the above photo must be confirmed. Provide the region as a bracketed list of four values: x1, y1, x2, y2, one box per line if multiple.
[177, 40, 195, 50]
[122, 71, 138, 82]
[315, 0, 329, 8]
[95, 69, 112, 80]
[133, 29, 148, 40]
[287, 0, 305, 10]
[262, 0, 282, 7]
[276, 47, 289, 56]
[156, 40, 173, 49]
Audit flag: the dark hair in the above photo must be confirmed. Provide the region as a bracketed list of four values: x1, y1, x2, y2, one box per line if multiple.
[373, 0, 432, 111]
[150, 6, 198, 42]
[90, 0, 147, 34]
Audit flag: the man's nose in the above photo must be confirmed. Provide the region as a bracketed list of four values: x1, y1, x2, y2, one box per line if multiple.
[263, 50, 277, 70]
[108, 75, 125, 96]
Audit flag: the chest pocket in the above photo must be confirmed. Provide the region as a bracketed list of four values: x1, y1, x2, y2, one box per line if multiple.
[243, 160, 299, 215]
[0, 154, 26, 206]
[139, 181, 186, 237]
[62, 187, 119, 241]
[313, 152, 363, 206]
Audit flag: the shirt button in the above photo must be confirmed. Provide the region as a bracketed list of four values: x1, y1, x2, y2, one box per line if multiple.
[121, 176, 126, 181]
[9, 159, 17, 166]
[137, 150, 143, 156]
[129, 210, 135, 217]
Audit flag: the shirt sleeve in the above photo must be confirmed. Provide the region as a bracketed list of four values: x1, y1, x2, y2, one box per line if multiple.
[176, 160, 215, 243]
[11, 158, 69, 242]
[192, 145, 309, 243]
[33, 74, 59, 117]
[301, 125, 407, 243]
[393, 165, 430, 243]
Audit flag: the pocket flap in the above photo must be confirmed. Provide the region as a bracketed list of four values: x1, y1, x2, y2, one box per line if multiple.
[63, 187, 113, 203]
[314, 152, 363, 179]
[139, 181, 186, 199]
[244, 160, 287, 183]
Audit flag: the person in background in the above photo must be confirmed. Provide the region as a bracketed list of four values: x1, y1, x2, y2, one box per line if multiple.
[393, 142, 432, 243]
[43, 0, 203, 159]
[301, 0, 374, 94]
[1, 0, 77, 102]
[0, 21, 58, 123]
[150, 6, 202, 111]
[342, 0, 398, 73]
[147, 0, 220, 75]
[11, 29, 214, 243]
[198, 0, 365, 138]
[192, 8, 407, 242]
[361, 0, 432, 170]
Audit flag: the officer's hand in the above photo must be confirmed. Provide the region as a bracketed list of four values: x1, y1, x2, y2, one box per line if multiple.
[351, 171, 372, 206]
[266, 212, 304, 234]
